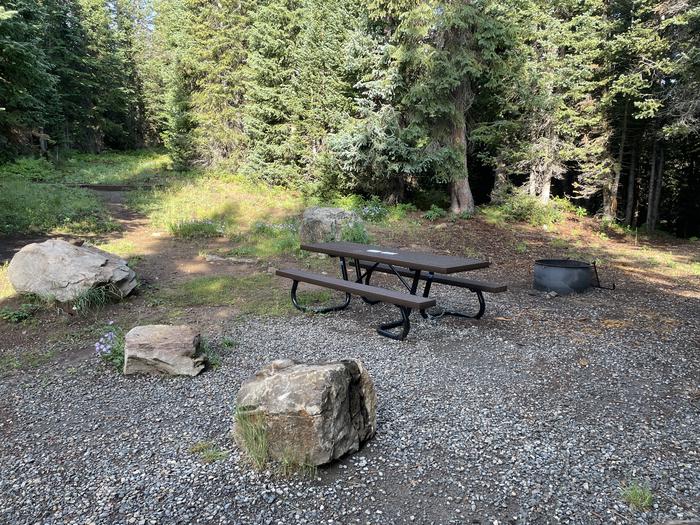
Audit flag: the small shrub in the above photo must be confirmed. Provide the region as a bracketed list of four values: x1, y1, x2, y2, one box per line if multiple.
[515, 241, 528, 254]
[341, 222, 371, 244]
[73, 284, 124, 315]
[0, 157, 57, 182]
[551, 197, 586, 218]
[387, 203, 417, 222]
[190, 441, 229, 464]
[169, 218, 224, 239]
[423, 204, 447, 221]
[485, 191, 563, 227]
[94, 322, 125, 371]
[198, 338, 221, 369]
[222, 337, 237, 348]
[0, 303, 38, 323]
[621, 482, 653, 511]
[234, 407, 269, 470]
[359, 196, 388, 222]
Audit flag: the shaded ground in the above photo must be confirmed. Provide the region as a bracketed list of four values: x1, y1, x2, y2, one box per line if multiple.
[0, 185, 699, 524]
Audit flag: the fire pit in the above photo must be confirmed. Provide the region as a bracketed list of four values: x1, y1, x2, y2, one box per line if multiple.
[534, 259, 593, 295]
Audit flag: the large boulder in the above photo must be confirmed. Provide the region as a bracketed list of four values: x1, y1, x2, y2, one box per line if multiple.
[299, 207, 361, 244]
[7, 239, 137, 302]
[123, 325, 205, 376]
[233, 359, 376, 466]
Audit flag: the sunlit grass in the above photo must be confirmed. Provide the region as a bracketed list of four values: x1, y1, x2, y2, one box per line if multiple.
[159, 273, 333, 316]
[131, 172, 304, 240]
[57, 150, 172, 185]
[94, 239, 140, 259]
[0, 262, 16, 301]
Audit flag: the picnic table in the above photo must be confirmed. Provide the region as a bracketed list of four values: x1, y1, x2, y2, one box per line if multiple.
[276, 241, 507, 340]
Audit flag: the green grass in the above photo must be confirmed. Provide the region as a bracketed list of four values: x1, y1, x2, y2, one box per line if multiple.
[72, 284, 125, 315]
[190, 441, 229, 464]
[0, 175, 118, 235]
[94, 239, 140, 258]
[621, 482, 653, 511]
[227, 220, 301, 258]
[234, 408, 269, 470]
[160, 274, 334, 315]
[0, 303, 39, 323]
[56, 150, 172, 185]
[130, 172, 304, 240]
[0, 348, 56, 375]
[423, 204, 447, 221]
[169, 218, 225, 239]
[340, 222, 372, 244]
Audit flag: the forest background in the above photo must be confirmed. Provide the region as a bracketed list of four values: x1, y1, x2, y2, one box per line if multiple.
[1, 0, 699, 237]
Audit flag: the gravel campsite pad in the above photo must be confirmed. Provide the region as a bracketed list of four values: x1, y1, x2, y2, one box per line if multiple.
[1, 287, 699, 524]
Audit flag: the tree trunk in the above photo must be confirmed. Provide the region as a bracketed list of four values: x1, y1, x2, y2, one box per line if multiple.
[490, 158, 509, 203]
[624, 142, 637, 226]
[606, 101, 628, 219]
[650, 146, 664, 230]
[539, 171, 551, 204]
[646, 139, 658, 230]
[449, 84, 475, 214]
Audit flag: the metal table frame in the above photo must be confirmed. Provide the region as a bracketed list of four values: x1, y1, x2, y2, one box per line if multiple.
[292, 242, 491, 340]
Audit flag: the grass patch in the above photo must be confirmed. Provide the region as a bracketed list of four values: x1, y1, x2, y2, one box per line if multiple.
[130, 172, 304, 239]
[0, 348, 56, 375]
[423, 204, 447, 221]
[228, 220, 301, 258]
[482, 191, 564, 227]
[0, 303, 39, 323]
[0, 262, 16, 301]
[169, 218, 225, 239]
[163, 274, 334, 315]
[55, 150, 172, 185]
[621, 481, 653, 511]
[234, 408, 269, 470]
[0, 175, 117, 235]
[190, 441, 229, 464]
[278, 449, 317, 478]
[160, 274, 292, 315]
[94, 239, 140, 259]
[340, 222, 371, 244]
[197, 338, 222, 369]
[73, 284, 125, 316]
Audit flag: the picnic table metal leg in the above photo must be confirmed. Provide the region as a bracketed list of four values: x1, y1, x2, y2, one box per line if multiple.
[353, 258, 381, 305]
[290, 253, 352, 313]
[377, 306, 411, 340]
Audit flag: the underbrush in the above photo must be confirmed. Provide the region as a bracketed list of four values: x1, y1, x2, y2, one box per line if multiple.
[0, 175, 118, 235]
[481, 191, 583, 227]
[130, 173, 304, 240]
[56, 150, 171, 185]
[327, 194, 417, 224]
[227, 220, 301, 258]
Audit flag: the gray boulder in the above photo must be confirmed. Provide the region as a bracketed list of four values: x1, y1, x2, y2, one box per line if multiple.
[299, 207, 361, 244]
[7, 239, 136, 302]
[234, 359, 376, 466]
[123, 325, 205, 376]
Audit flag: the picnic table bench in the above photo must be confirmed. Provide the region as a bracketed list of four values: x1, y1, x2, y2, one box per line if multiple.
[276, 241, 507, 340]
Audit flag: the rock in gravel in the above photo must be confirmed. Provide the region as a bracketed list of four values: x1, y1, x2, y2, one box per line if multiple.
[123, 325, 205, 376]
[7, 239, 137, 302]
[299, 207, 361, 244]
[233, 358, 376, 466]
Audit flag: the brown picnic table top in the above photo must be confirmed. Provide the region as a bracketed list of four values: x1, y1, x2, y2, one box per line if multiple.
[300, 241, 490, 274]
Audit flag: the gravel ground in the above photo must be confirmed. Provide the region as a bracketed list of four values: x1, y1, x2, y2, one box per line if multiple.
[1, 285, 698, 525]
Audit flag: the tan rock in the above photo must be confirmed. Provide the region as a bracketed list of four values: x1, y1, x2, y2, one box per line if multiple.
[299, 207, 361, 244]
[7, 239, 136, 302]
[123, 325, 205, 376]
[233, 359, 376, 466]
